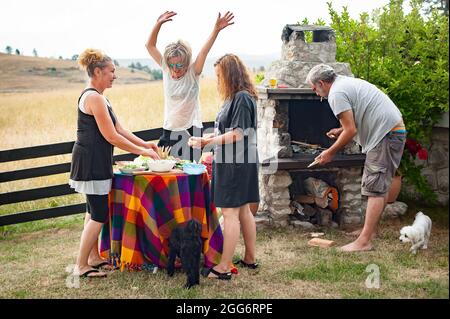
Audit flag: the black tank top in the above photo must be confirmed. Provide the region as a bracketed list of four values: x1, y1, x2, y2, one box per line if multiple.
[70, 88, 117, 181]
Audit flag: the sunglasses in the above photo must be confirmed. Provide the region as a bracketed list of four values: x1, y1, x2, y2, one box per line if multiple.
[168, 62, 185, 69]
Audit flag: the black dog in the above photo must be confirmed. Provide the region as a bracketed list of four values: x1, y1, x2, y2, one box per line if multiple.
[167, 219, 202, 289]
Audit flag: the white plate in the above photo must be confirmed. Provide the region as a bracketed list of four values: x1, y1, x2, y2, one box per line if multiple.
[119, 167, 147, 174]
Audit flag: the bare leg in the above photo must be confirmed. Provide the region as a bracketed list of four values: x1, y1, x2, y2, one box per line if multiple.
[345, 194, 389, 239]
[340, 196, 385, 252]
[209, 207, 240, 276]
[74, 219, 106, 276]
[249, 202, 259, 216]
[239, 204, 256, 264]
[82, 213, 107, 266]
[84, 214, 101, 263]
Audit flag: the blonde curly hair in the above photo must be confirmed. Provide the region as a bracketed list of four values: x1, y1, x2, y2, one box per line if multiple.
[78, 48, 112, 77]
[163, 40, 192, 67]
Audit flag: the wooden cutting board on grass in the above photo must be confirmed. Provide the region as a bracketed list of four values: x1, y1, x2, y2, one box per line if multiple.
[307, 238, 336, 248]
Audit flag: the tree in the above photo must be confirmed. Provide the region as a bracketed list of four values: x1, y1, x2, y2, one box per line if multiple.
[424, 0, 449, 16]
[150, 69, 163, 80]
[33, 48, 38, 57]
[113, 59, 120, 67]
[5, 46, 12, 54]
[15, 49, 20, 55]
[71, 54, 79, 61]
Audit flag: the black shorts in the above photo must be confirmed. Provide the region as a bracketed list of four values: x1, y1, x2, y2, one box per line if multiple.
[86, 194, 109, 223]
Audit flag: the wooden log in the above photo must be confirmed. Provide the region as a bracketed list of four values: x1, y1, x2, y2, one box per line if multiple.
[291, 140, 322, 149]
[295, 194, 315, 204]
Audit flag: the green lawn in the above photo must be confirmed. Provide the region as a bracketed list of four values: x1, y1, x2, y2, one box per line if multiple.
[0, 202, 448, 299]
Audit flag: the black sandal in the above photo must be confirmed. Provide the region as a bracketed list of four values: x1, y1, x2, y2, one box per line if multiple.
[78, 269, 107, 278]
[207, 268, 232, 280]
[90, 261, 119, 271]
[90, 261, 110, 269]
[236, 259, 259, 269]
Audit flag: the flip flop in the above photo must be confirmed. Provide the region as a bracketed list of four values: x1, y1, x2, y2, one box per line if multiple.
[90, 261, 110, 269]
[90, 261, 118, 270]
[78, 269, 107, 278]
[207, 268, 232, 280]
[235, 259, 259, 269]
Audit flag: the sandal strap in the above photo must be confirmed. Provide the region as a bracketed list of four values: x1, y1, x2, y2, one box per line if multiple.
[237, 259, 259, 269]
[209, 268, 232, 280]
[91, 261, 110, 269]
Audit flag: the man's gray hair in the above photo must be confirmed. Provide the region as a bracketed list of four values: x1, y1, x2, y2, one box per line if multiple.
[305, 64, 337, 85]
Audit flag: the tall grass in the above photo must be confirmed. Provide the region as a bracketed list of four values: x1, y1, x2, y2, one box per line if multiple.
[0, 78, 221, 150]
[0, 79, 222, 232]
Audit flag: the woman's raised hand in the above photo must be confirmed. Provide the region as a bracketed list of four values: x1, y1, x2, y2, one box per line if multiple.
[157, 11, 177, 25]
[214, 11, 234, 32]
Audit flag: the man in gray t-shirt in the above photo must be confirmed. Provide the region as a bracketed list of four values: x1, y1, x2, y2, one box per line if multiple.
[306, 64, 406, 252]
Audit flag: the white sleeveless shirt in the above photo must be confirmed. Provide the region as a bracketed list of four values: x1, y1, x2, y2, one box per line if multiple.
[161, 60, 203, 131]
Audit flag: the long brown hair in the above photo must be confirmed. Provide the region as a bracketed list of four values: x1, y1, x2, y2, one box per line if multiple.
[214, 54, 257, 101]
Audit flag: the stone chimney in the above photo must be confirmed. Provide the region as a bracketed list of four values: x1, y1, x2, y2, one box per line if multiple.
[264, 25, 353, 88]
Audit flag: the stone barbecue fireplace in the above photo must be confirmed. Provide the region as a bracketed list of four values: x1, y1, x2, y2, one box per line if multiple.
[256, 25, 367, 229]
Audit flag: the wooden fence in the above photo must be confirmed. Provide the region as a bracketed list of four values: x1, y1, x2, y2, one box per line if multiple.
[0, 122, 214, 226]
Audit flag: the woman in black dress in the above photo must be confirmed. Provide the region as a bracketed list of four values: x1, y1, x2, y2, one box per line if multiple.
[188, 54, 259, 279]
[70, 48, 159, 278]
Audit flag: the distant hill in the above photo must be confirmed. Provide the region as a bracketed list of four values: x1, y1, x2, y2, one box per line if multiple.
[0, 53, 154, 93]
[117, 53, 280, 77]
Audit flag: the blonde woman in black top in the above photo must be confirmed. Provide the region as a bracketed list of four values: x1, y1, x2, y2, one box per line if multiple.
[70, 48, 159, 278]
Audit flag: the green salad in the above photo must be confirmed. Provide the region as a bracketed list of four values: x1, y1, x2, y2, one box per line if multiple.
[174, 160, 192, 169]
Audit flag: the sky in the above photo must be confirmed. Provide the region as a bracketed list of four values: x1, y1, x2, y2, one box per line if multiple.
[0, 0, 392, 60]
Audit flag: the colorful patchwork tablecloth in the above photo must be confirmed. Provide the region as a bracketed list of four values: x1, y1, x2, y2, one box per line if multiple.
[100, 172, 223, 270]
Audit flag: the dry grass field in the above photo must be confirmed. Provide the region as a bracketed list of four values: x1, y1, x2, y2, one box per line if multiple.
[0, 53, 153, 93]
[0, 54, 448, 299]
[0, 55, 221, 216]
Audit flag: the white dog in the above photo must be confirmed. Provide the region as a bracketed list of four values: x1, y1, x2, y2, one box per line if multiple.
[399, 212, 432, 254]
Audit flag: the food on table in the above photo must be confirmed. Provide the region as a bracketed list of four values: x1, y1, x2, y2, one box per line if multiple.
[174, 159, 192, 170]
[157, 146, 172, 159]
[123, 163, 142, 169]
[118, 162, 147, 174]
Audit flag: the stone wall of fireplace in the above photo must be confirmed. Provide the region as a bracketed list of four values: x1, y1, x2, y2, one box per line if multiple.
[255, 25, 366, 229]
